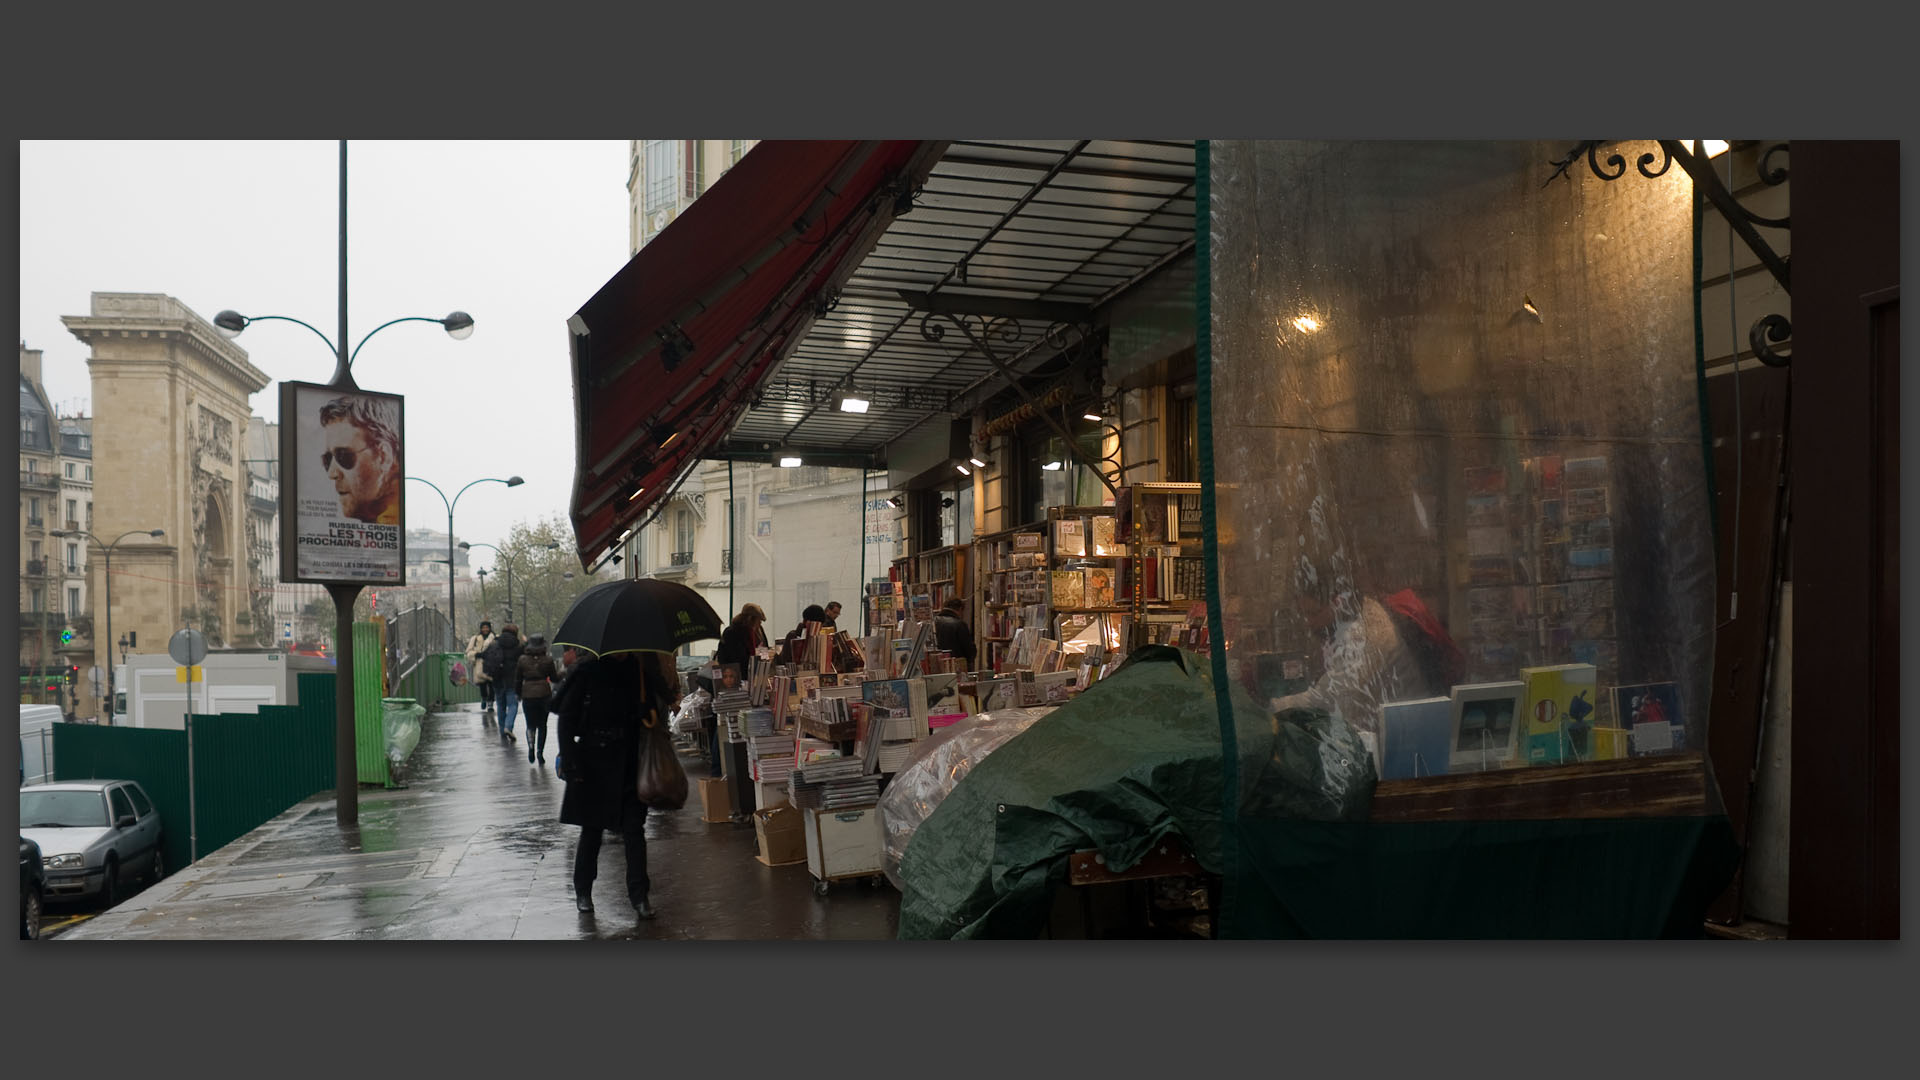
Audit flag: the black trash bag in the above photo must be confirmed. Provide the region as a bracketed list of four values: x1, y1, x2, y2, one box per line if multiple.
[634, 714, 689, 810]
[1243, 706, 1377, 823]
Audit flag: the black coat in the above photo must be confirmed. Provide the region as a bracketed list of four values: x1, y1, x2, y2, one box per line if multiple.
[934, 613, 975, 662]
[556, 657, 668, 829]
[482, 630, 525, 685]
[714, 621, 765, 668]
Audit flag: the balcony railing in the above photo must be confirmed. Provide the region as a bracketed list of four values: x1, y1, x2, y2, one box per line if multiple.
[670, 551, 694, 566]
[20, 470, 58, 490]
[65, 520, 80, 532]
[26, 516, 45, 530]
[26, 559, 47, 576]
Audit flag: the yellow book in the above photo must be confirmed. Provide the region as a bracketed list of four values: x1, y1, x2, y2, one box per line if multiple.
[1519, 663, 1598, 765]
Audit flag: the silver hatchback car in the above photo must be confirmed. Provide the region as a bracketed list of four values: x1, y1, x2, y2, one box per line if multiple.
[18, 780, 165, 908]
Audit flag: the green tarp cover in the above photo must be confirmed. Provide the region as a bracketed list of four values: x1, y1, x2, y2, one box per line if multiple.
[894, 646, 1739, 939]
[896, 646, 1360, 939]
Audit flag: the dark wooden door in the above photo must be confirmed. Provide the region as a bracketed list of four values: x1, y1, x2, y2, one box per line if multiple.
[1787, 141, 1899, 939]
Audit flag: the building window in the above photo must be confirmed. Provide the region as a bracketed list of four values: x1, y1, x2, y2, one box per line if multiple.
[86, 466, 92, 481]
[68, 587, 80, 612]
[65, 462, 75, 478]
[643, 140, 676, 212]
[66, 499, 77, 524]
[730, 139, 751, 166]
[30, 587, 42, 612]
[20, 416, 39, 447]
[30, 540, 41, 561]
[29, 497, 40, 520]
[684, 139, 704, 198]
[674, 509, 695, 559]
[67, 543, 77, 571]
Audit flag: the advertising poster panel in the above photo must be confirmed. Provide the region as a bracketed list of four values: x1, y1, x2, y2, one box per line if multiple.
[279, 381, 407, 584]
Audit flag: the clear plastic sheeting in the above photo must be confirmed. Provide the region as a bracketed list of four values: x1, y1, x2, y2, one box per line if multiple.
[878, 707, 1053, 891]
[1208, 141, 1714, 796]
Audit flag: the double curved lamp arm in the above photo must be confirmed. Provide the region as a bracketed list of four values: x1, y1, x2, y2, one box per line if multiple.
[212, 310, 474, 371]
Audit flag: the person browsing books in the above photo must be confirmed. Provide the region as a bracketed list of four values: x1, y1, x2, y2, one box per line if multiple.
[934, 597, 976, 665]
[821, 601, 841, 631]
[709, 604, 767, 779]
[1271, 558, 1464, 741]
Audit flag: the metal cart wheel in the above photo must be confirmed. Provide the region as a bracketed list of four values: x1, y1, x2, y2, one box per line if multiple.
[814, 880, 831, 897]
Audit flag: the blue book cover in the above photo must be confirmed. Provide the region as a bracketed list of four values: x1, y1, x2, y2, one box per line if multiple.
[1381, 696, 1453, 780]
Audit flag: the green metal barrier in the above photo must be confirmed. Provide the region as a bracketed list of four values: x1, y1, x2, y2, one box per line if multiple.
[353, 622, 390, 787]
[50, 673, 338, 871]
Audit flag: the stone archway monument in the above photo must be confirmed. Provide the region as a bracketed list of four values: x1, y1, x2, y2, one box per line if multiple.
[63, 293, 272, 684]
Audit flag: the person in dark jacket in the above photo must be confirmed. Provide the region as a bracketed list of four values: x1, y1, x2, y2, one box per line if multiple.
[556, 653, 669, 919]
[934, 597, 976, 665]
[708, 604, 767, 778]
[482, 624, 527, 744]
[516, 636, 560, 764]
[787, 603, 828, 642]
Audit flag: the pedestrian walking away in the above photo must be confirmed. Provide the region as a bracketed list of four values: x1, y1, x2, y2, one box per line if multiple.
[483, 623, 527, 743]
[517, 635, 560, 765]
[557, 653, 672, 919]
[466, 619, 498, 716]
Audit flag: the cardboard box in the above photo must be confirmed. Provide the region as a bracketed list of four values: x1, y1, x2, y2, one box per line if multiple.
[754, 779, 789, 812]
[698, 776, 734, 823]
[754, 805, 807, 866]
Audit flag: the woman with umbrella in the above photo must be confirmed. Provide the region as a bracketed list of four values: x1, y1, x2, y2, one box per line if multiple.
[553, 578, 723, 920]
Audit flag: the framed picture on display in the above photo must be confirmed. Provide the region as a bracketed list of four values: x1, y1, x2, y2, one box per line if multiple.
[1448, 680, 1525, 772]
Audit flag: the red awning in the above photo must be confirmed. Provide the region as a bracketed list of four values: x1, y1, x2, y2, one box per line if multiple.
[567, 139, 944, 566]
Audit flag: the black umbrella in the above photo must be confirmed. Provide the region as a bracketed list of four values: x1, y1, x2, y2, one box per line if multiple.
[552, 578, 724, 658]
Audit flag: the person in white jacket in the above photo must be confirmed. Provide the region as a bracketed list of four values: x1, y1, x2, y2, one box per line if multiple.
[465, 619, 497, 716]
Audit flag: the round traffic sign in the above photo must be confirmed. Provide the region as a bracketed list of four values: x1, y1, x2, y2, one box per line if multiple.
[169, 628, 209, 666]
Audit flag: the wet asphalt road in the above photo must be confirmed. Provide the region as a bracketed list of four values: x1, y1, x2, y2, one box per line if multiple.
[51, 703, 900, 941]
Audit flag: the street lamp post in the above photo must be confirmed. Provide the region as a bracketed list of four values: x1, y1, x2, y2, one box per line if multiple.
[407, 477, 525, 651]
[211, 141, 475, 828]
[459, 541, 558, 630]
[51, 527, 165, 723]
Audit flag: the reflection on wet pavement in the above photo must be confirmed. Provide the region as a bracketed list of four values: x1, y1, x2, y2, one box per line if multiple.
[54, 704, 900, 941]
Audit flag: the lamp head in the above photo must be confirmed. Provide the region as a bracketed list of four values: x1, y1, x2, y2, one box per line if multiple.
[458, 542, 472, 550]
[506, 476, 525, 487]
[213, 310, 249, 339]
[442, 311, 475, 340]
[50, 529, 68, 537]
[149, 529, 165, 537]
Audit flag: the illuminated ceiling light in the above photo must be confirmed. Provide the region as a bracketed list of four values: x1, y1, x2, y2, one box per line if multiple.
[779, 455, 803, 468]
[837, 392, 870, 414]
[628, 487, 646, 501]
[1042, 460, 1064, 471]
[1291, 315, 1321, 334]
[657, 428, 679, 450]
[955, 463, 971, 476]
[968, 457, 987, 469]
[886, 495, 903, 508]
[1082, 413, 1102, 422]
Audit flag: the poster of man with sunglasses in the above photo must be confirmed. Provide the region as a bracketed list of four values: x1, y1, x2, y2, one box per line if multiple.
[279, 381, 406, 584]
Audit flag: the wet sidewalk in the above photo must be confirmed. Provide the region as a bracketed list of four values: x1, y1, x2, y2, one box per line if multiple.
[54, 703, 900, 941]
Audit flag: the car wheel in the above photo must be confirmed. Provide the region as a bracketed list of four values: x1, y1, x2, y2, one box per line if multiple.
[102, 856, 120, 908]
[21, 887, 41, 940]
[149, 847, 165, 884]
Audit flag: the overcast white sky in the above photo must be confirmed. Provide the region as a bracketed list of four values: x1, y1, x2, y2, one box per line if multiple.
[19, 139, 632, 568]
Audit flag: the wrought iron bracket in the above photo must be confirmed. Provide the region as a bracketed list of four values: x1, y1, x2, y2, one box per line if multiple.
[1549, 139, 1792, 364]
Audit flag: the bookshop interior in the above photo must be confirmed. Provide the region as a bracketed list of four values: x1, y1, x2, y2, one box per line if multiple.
[575, 139, 1889, 938]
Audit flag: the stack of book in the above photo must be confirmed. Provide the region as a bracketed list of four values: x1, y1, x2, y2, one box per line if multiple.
[744, 706, 778, 738]
[791, 754, 878, 809]
[823, 776, 882, 809]
[749, 733, 795, 783]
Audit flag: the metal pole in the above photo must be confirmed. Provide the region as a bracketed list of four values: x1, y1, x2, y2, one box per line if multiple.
[330, 139, 360, 827]
[185, 714, 198, 864]
[728, 459, 736, 617]
[448, 506, 458, 651]
[103, 546, 113, 725]
[860, 462, 867, 636]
